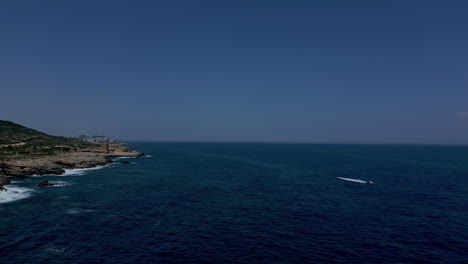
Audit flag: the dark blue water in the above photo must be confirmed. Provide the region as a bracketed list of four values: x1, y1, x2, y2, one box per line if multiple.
[1, 143, 467, 263]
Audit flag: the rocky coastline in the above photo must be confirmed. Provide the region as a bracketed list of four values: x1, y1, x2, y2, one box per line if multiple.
[0, 143, 143, 190]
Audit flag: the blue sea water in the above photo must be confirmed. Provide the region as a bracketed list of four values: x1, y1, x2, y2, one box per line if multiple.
[1, 143, 467, 264]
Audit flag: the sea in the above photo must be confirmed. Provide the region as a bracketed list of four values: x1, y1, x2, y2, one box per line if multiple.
[0, 143, 467, 264]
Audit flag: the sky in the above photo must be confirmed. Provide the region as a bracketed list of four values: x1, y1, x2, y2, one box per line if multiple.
[1, 0, 468, 144]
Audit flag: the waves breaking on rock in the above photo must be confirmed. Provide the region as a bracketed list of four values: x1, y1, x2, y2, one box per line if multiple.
[0, 185, 34, 204]
[42, 181, 72, 187]
[1, 165, 109, 203]
[61, 165, 108, 176]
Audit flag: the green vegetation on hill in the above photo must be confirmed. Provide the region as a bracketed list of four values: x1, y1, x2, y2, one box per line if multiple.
[0, 120, 49, 144]
[0, 120, 96, 160]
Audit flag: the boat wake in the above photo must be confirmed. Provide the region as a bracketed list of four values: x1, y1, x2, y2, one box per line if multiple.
[337, 177, 373, 184]
[0, 185, 34, 203]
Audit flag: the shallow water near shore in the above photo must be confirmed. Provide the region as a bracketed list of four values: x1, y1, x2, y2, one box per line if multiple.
[1, 143, 467, 263]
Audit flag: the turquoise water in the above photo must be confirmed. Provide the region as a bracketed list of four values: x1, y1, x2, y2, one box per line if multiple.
[1, 143, 467, 263]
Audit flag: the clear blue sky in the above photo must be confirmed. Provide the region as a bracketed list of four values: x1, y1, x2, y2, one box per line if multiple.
[1, 0, 468, 144]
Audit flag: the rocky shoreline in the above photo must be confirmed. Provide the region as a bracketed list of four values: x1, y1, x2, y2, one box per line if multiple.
[0, 143, 143, 190]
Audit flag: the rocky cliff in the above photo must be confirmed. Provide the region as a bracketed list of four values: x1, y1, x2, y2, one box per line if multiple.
[0, 121, 143, 190]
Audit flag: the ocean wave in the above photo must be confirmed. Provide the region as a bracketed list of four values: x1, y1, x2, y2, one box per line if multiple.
[0, 185, 34, 204]
[337, 177, 373, 184]
[65, 208, 96, 214]
[113, 156, 137, 160]
[61, 165, 108, 176]
[44, 246, 67, 254]
[144, 154, 152, 158]
[31, 164, 108, 177]
[43, 181, 72, 187]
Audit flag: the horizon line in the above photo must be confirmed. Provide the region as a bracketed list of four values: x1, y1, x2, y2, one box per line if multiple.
[115, 140, 468, 147]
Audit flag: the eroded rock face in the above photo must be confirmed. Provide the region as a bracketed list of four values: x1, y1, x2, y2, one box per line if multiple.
[0, 164, 65, 177]
[55, 161, 76, 168]
[0, 143, 144, 178]
[32, 166, 65, 175]
[0, 176, 11, 191]
[106, 152, 145, 158]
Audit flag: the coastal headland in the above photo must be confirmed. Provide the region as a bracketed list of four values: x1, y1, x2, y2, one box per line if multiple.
[0, 120, 143, 190]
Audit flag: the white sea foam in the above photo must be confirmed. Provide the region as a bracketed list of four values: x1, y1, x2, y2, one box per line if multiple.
[65, 208, 96, 214]
[61, 165, 107, 176]
[43, 181, 72, 187]
[144, 154, 152, 158]
[44, 246, 66, 254]
[337, 177, 374, 184]
[32, 173, 63, 177]
[113, 156, 136, 160]
[31, 164, 108, 177]
[0, 185, 34, 204]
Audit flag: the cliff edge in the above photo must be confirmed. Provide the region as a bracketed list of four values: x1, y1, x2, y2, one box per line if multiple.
[0, 120, 143, 189]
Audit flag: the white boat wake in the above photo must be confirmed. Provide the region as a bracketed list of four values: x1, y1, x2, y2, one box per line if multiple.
[337, 177, 373, 184]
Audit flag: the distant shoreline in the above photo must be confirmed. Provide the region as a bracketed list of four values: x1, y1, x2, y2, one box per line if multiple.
[118, 141, 468, 147]
[0, 143, 143, 190]
[0, 120, 147, 190]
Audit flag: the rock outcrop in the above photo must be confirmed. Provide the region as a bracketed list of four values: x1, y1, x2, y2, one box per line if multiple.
[37, 180, 55, 187]
[0, 164, 65, 177]
[0, 143, 143, 178]
[0, 176, 11, 191]
[0, 120, 144, 181]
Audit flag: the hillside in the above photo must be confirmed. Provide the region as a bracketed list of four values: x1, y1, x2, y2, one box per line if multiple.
[0, 120, 95, 160]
